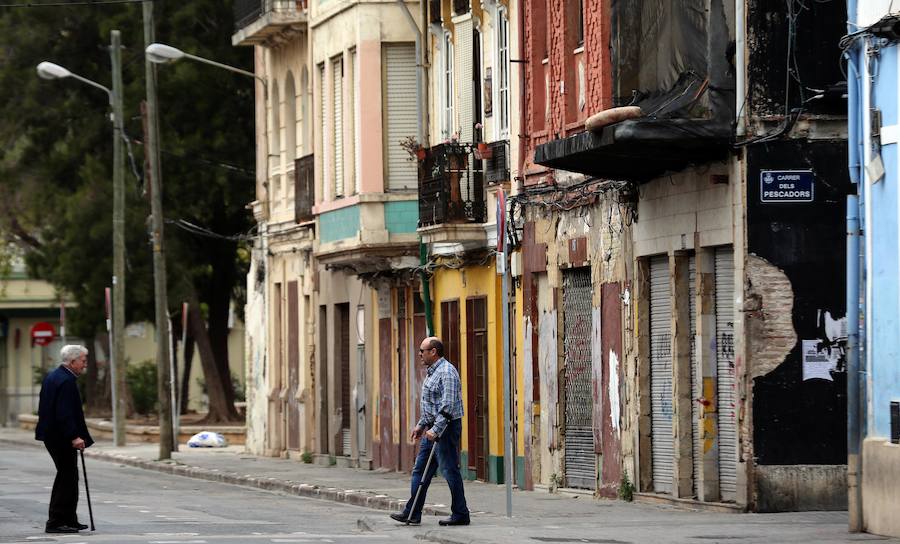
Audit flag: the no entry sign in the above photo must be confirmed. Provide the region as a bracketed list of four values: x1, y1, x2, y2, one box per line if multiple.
[30, 322, 56, 347]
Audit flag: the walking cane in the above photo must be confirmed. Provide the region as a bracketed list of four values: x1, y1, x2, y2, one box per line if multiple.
[408, 435, 439, 524]
[78, 450, 95, 531]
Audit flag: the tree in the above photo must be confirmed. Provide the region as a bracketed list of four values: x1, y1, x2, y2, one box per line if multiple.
[0, 0, 254, 422]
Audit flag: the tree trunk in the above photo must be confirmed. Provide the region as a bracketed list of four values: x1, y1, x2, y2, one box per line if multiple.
[84, 332, 110, 417]
[181, 332, 194, 415]
[188, 292, 239, 422]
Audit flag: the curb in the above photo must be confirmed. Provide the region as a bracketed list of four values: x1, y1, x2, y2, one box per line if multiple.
[0, 437, 451, 518]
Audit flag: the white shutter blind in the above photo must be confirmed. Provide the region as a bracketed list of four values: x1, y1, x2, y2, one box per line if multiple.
[319, 63, 327, 201]
[333, 57, 344, 198]
[456, 19, 474, 142]
[384, 43, 418, 191]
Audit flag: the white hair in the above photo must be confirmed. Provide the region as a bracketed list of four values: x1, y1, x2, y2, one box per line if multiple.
[60, 344, 88, 363]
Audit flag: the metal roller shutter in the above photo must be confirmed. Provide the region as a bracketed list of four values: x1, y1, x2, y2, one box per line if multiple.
[384, 43, 418, 191]
[454, 21, 474, 203]
[715, 247, 737, 501]
[689, 256, 701, 497]
[563, 269, 595, 490]
[649, 255, 673, 494]
[333, 57, 344, 197]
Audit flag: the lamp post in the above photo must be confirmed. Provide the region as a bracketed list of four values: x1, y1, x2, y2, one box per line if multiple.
[37, 29, 127, 447]
[145, 41, 266, 435]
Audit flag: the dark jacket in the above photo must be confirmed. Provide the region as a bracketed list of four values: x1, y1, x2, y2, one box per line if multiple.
[35, 365, 94, 448]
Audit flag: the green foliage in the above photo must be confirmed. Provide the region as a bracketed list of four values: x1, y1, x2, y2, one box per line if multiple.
[618, 471, 635, 502]
[126, 360, 158, 415]
[301, 451, 313, 464]
[0, 1, 254, 408]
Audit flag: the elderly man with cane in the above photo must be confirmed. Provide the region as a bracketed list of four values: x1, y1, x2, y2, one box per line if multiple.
[35, 345, 94, 534]
[390, 336, 470, 526]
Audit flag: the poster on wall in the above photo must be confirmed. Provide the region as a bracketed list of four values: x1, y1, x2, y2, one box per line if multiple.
[801, 339, 840, 381]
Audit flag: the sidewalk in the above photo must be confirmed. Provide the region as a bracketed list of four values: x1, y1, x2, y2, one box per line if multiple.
[1, 426, 889, 544]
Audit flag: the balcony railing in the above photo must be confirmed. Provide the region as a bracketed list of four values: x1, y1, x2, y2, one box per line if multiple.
[418, 143, 486, 227]
[234, 0, 307, 32]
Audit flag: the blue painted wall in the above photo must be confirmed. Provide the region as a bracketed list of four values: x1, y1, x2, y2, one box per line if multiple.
[868, 44, 900, 439]
[319, 205, 360, 244]
[384, 201, 419, 234]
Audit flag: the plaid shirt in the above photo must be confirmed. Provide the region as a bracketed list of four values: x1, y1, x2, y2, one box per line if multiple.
[417, 357, 464, 437]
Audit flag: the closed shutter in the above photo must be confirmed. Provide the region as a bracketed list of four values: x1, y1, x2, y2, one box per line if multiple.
[563, 269, 595, 490]
[649, 255, 673, 494]
[456, 19, 474, 142]
[319, 63, 327, 200]
[384, 43, 417, 191]
[333, 57, 344, 198]
[689, 256, 701, 497]
[715, 247, 737, 501]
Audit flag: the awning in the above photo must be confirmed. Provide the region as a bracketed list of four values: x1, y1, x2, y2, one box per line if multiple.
[534, 119, 731, 182]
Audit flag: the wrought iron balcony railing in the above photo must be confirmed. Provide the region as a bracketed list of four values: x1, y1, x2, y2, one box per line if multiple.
[418, 143, 486, 227]
[234, 0, 307, 32]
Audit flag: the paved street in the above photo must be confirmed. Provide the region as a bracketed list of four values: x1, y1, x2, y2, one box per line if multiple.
[0, 444, 411, 544]
[1, 434, 898, 544]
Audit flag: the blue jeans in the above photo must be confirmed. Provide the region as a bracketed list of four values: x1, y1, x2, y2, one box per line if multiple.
[403, 418, 469, 521]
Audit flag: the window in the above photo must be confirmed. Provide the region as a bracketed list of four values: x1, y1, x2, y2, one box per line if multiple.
[496, 7, 510, 138]
[442, 31, 455, 140]
[332, 56, 344, 198]
[318, 63, 326, 202]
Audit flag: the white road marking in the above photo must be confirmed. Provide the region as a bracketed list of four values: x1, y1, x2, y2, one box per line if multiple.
[148, 541, 207, 544]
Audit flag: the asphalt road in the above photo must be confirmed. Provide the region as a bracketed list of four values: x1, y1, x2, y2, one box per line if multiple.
[0, 444, 417, 544]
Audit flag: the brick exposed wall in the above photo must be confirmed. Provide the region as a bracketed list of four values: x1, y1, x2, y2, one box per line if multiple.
[522, 0, 612, 183]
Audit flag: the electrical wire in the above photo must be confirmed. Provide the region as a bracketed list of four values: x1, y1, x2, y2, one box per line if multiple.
[0, 0, 145, 6]
[166, 218, 256, 242]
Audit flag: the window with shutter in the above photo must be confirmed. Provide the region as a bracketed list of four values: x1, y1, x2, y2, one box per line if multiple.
[318, 63, 327, 202]
[456, 19, 474, 143]
[496, 7, 510, 138]
[442, 32, 455, 140]
[384, 43, 418, 192]
[333, 56, 344, 198]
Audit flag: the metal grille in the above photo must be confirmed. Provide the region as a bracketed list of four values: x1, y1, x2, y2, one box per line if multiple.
[563, 269, 595, 490]
[649, 256, 673, 494]
[689, 256, 700, 497]
[715, 247, 737, 501]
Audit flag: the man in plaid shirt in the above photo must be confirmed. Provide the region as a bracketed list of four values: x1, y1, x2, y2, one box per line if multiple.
[390, 336, 470, 526]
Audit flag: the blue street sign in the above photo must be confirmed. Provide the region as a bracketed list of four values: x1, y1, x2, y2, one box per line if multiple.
[760, 169, 815, 203]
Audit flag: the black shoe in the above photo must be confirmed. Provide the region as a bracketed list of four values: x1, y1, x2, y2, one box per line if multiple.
[73, 522, 89, 530]
[46, 525, 80, 534]
[389, 512, 420, 525]
[438, 517, 470, 526]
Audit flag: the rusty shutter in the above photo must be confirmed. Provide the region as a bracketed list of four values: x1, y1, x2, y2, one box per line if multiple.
[563, 268, 595, 490]
[287, 281, 300, 450]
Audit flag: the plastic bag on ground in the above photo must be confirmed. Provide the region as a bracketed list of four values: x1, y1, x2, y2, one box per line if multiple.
[187, 431, 228, 448]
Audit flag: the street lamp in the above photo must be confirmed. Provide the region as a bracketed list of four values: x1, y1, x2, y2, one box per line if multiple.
[37, 30, 128, 448]
[144, 42, 266, 444]
[146, 43, 267, 87]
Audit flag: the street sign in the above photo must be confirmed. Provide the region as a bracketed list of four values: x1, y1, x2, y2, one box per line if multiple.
[30, 322, 56, 346]
[760, 169, 815, 203]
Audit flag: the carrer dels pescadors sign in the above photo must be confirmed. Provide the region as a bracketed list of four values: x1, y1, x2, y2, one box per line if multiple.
[760, 170, 815, 203]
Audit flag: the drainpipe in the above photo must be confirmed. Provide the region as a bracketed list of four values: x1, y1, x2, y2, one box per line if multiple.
[516, 0, 526, 192]
[735, 0, 746, 136]
[845, 0, 863, 531]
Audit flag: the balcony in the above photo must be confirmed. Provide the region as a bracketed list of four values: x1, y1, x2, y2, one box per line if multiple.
[417, 143, 489, 247]
[233, 0, 308, 47]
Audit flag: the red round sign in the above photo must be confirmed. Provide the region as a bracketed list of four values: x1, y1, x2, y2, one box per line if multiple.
[31, 322, 56, 347]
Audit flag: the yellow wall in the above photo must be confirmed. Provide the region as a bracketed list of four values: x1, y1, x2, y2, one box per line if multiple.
[431, 260, 503, 455]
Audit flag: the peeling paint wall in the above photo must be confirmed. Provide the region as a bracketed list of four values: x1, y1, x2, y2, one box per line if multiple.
[745, 255, 797, 380]
[244, 244, 269, 454]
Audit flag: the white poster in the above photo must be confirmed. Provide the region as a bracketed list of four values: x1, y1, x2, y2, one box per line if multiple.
[802, 339, 839, 381]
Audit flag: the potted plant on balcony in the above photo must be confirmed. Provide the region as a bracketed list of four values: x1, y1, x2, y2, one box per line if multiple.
[474, 123, 492, 159]
[400, 135, 426, 161]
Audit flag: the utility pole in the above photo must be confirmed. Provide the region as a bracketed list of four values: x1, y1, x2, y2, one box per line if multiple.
[143, 0, 174, 458]
[110, 29, 127, 447]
